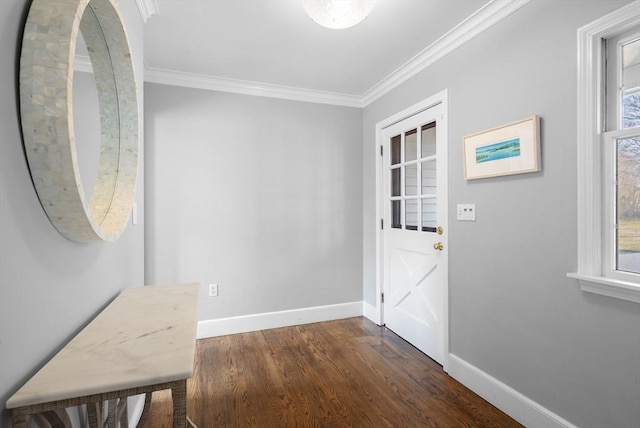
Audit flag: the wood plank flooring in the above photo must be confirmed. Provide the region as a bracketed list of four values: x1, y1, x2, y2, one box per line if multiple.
[141, 317, 521, 427]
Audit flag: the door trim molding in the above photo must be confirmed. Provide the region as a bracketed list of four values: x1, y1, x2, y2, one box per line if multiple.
[374, 90, 449, 370]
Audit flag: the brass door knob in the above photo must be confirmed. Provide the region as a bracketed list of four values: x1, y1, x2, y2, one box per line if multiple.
[433, 242, 444, 251]
[437, 226, 444, 235]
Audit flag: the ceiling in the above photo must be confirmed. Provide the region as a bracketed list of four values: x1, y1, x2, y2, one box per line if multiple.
[143, 1, 491, 95]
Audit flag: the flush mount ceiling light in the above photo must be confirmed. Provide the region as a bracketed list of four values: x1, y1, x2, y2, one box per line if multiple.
[303, 0, 375, 30]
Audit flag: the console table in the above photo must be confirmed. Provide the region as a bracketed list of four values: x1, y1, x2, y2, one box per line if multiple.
[6, 283, 199, 428]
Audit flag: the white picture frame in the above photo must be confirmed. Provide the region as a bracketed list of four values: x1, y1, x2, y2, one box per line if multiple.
[463, 115, 541, 180]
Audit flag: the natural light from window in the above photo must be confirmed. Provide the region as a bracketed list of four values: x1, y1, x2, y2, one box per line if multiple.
[612, 36, 640, 276]
[617, 136, 640, 275]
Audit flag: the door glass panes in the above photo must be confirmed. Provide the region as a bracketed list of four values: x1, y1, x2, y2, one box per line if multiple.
[422, 199, 437, 232]
[391, 168, 401, 197]
[387, 121, 438, 233]
[405, 164, 417, 196]
[622, 38, 640, 129]
[391, 135, 401, 165]
[616, 136, 640, 274]
[406, 199, 418, 231]
[392, 200, 401, 229]
[421, 160, 436, 196]
[405, 129, 417, 162]
[421, 123, 436, 157]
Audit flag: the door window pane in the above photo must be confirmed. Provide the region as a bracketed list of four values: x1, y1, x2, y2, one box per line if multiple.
[616, 136, 640, 274]
[391, 135, 401, 165]
[392, 200, 401, 229]
[405, 129, 417, 162]
[421, 160, 436, 196]
[387, 119, 439, 235]
[406, 199, 418, 231]
[405, 164, 417, 196]
[422, 198, 437, 232]
[391, 168, 401, 197]
[421, 122, 436, 157]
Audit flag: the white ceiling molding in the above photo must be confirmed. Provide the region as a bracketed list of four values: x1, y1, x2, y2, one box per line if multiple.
[144, 67, 364, 108]
[360, 0, 531, 106]
[135, 0, 159, 23]
[144, 0, 531, 108]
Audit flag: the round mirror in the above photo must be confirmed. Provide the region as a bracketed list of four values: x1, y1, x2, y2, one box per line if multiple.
[20, 0, 139, 242]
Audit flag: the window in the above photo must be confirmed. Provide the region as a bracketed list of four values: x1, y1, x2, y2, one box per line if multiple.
[570, 2, 640, 303]
[603, 32, 640, 281]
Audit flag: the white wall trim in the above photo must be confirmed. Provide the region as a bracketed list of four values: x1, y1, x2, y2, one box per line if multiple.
[135, 0, 159, 23]
[362, 301, 380, 325]
[448, 354, 578, 428]
[197, 301, 363, 339]
[569, 1, 640, 299]
[145, 67, 363, 108]
[574, 0, 639, 276]
[568, 273, 640, 303]
[142, 0, 531, 107]
[361, 0, 531, 106]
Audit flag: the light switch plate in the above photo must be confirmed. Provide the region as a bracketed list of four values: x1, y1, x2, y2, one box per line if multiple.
[457, 204, 476, 221]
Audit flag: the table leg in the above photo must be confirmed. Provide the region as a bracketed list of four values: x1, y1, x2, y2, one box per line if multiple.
[171, 380, 187, 428]
[106, 399, 117, 426]
[137, 392, 153, 427]
[117, 397, 129, 428]
[12, 413, 31, 428]
[41, 408, 72, 427]
[87, 401, 103, 428]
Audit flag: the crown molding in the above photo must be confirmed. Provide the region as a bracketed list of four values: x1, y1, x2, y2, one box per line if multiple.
[135, 0, 159, 23]
[144, 67, 364, 108]
[143, 0, 531, 108]
[360, 0, 532, 106]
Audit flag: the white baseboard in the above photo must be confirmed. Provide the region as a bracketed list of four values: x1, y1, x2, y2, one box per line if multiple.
[362, 301, 380, 325]
[447, 354, 577, 428]
[197, 301, 363, 339]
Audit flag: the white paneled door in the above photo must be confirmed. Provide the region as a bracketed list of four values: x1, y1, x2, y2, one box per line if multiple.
[382, 103, 447, 365]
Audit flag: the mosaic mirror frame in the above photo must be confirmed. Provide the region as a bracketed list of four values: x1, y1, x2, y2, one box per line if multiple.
[20, 0, 139, 242]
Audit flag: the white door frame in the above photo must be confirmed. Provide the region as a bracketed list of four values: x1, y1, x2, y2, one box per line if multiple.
[373, 89, 449, 371]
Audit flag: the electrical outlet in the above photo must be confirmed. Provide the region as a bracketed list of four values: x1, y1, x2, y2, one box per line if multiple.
[208, 283, 218, 297]
[457, 204, 476, 221]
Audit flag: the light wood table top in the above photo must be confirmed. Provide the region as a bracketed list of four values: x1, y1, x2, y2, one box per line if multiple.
[7, 283, 199, 409]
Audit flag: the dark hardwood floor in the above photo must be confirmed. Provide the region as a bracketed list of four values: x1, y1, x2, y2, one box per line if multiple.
[141, 317, 521, 427]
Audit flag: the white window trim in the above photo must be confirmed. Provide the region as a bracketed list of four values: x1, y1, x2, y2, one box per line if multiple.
[569, 1, 640, 304]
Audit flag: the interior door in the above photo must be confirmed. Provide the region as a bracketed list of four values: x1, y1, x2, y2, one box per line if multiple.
[382, 104, 447, 365]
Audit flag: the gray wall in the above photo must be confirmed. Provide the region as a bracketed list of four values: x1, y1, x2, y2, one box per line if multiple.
[145, 84, 363, 320]
[362, 1, 640, 427]
[0, 1, 145, 426]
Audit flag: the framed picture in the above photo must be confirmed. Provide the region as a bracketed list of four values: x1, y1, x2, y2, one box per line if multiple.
[463, 115, 540, 180]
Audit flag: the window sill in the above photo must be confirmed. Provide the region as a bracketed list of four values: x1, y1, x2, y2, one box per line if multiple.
[567, 273, 640, 303]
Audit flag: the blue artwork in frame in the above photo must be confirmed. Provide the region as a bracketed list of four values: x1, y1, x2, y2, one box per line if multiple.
[463, 115, 540, 180]
[475, 137, 521, 164]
